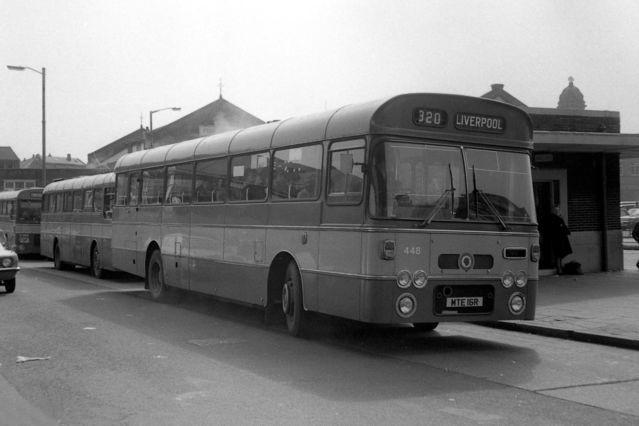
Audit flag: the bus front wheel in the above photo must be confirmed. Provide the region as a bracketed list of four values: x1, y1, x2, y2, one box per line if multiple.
[3, 278, 15, 294]
[281, 262, 306, 336]
[413, 322, 439, 332]
[147, 250, 168, 301]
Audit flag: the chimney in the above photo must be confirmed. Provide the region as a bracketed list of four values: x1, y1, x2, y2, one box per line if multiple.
[66, 154, 71, 161]
[491, 83, 504, 91]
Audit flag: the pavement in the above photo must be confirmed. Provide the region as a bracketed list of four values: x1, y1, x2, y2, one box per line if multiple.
[485, 245, 639, 350]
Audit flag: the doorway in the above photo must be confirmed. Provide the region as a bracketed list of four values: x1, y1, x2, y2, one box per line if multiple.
[532, 169, 568, 272]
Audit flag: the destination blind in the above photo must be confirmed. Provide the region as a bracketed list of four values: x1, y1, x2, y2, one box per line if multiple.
[455, 112, 505, 134]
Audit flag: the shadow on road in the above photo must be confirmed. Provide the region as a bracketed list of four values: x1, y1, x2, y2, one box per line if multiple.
[56, 284, 541, 402]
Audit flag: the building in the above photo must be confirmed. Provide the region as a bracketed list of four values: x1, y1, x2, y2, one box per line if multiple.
[0, 147, 20, 169]
[0, 152, 96, 190]
[482, 79, 639, 273]
[87, 96, 264, 169]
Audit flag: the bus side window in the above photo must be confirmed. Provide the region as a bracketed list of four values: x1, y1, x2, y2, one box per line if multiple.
[327, 144, 365, 204]
[104, 187, 114, 218]
[94, 188, 104, 213]
[272, 144, 322, 200]
[84, 190, 94, 211]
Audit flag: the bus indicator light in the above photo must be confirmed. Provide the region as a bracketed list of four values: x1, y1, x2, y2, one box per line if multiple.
[381, 240, 395, 260]
[530, 244, 540, 262]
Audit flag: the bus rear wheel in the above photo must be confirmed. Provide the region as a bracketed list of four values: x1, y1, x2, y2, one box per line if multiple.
[90, 244, 104, 279]
[147, 250, 168, 301]
[3, 278, 15, 294]
[281, 262, 306, 336]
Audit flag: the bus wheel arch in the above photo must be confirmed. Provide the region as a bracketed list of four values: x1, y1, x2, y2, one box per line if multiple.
[267, 252, 306, 336]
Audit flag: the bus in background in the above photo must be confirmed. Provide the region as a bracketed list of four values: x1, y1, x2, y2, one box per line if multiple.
[112, 93, 539, 336]
[0, 188, 43, 255]
[41, 173, 115, 278]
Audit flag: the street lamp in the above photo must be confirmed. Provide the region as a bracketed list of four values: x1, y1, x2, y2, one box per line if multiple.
[7, 65, 46, 185]
[149, 107, 181, 148]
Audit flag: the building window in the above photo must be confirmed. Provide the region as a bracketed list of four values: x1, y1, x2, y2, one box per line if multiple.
[631, 163, 639, 176]
[3, 180, 36, 191]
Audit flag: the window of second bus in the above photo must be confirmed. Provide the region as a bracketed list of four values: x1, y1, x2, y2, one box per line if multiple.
[229, 152, 270, 202]
[194, 158, 227, 203]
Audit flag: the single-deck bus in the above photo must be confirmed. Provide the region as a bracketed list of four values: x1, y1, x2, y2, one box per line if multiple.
[0, 188, 43, 255]
[112, 93, 539, 335]
[41, 173, 115, 277]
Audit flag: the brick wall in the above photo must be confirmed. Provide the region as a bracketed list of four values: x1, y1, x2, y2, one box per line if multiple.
[535, 152, 620, 232]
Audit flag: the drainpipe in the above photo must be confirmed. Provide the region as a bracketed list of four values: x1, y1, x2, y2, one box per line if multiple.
[600, 152, 608, 271]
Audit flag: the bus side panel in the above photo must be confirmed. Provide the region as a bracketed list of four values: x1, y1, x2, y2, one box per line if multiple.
[160, 205, 189, 290]
[92, 219, 114, 270]
[203, 203, 269, 304]
[316, 230, 362, 317]
[137, 206, 163, 278]
[112, 207, 139, 276]
[189, 205, 226, 295]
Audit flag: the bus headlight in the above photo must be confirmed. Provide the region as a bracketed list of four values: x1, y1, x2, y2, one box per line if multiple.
[515, 271, 527, 287]
[501, 270, 515, 288]
[413, 270, 428, 288]
[1, 258, 12, 267]
[397, 270, 412, 288]
[508, 293, 526, 315]
[396, 293, 417, 318]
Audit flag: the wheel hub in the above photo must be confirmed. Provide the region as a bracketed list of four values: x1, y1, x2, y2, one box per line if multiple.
[282, 281, 291, 314]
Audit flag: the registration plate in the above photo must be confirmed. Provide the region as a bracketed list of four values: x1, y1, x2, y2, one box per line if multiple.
[446, 297, 484, 308]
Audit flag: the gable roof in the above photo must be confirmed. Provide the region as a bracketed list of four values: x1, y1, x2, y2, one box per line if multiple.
[150, 96, 264, 147]
[0, 146, 20, 162]
[481, 83, 527, 108]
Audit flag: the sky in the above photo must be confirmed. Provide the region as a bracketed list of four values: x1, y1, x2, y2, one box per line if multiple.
[2, 0, 639, 162]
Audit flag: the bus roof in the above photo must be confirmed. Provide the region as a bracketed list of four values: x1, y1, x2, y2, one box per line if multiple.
[43, 173, 115, 194]
[114, 93, 533, 173]
[0, 188, 43, 201]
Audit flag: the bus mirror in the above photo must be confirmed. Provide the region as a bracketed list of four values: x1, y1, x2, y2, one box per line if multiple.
[339, 153, 354, 174]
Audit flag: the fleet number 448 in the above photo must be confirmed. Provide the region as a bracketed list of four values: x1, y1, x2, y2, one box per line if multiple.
[403, 246, 422, 255]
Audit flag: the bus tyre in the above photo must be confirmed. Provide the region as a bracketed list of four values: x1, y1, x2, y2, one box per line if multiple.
[4, 279, 15, 294]
[90, 244, 104, 279]
[282, 262, 306, 336]
[632, 223, 639, 243]
[413, 322, 439, 332]
[147, 250, 168, 301]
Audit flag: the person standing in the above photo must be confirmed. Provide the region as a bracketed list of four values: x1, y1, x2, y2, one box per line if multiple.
[542, 205, 573, 274]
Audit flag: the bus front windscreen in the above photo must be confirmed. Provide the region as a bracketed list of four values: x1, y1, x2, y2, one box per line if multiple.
[17, 199, 42, 223]
[369, 142, 536, 224]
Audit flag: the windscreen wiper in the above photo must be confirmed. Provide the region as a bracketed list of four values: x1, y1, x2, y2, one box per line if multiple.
[471, 165, 509, 231]
[420, 164, 455, 227]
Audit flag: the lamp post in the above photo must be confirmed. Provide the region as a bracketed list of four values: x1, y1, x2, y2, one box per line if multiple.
[149, 107, 181, 148]
[7, 65, 46, 185]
